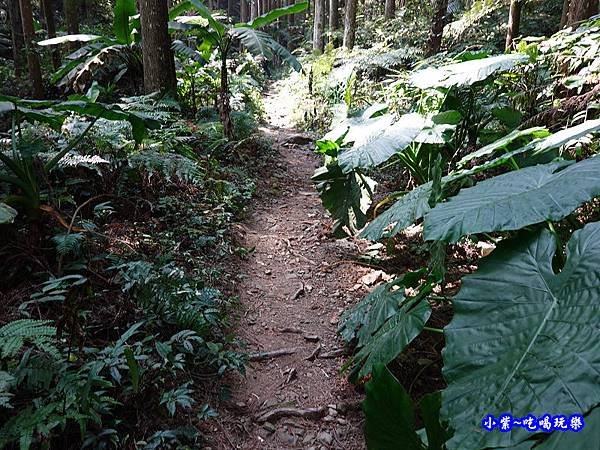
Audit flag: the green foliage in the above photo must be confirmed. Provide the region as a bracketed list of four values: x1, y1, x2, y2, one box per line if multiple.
[113, 0, 137, 45]
[0, 202, 17, 224]
[312, 163, 376, 237]
[363, 365, 424, 450]
[442, 222, 600, 449]
[363, 365, 450, 450]
[425, 155, 600, 242]
[0, 320, 57, 358]
[340, 272, 432, 380]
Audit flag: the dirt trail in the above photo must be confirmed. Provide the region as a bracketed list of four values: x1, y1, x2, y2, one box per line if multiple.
[212, 91, 368, 449]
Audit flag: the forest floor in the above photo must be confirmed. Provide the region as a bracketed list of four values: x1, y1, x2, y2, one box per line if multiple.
[205, 88, 369, 449]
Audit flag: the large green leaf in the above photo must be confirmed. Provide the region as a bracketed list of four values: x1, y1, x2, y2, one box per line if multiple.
[360, 182, 433, 241]
[244, 1, 308, 29]
[349, 297, 431, 380]
[312, 164, 376, 237]
[410, 54, 529, 89]
[0, 203, 17, 224]
[458, 126, 550, 167]
[38, 34, 102, 46]
[425, 155, 600, 242]
[183, 0, 226, 36]
[441, 223, 600, 449]
[420, 392, 452, 450]
[530, 118, 600, 153]
[363, 365, 425, 450]
[339, 271, 425, 345]
[230, 27, 273, 59]
[533, 406, 600, 449]
[229, 27, 301, 71]
[113, 0, 136, 45]
[53, 101, 160, 143]
[338, 113, 427, 173]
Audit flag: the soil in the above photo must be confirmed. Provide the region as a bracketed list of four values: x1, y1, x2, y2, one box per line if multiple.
[205, 90, 369, 449]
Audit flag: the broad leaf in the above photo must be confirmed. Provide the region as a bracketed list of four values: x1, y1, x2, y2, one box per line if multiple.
[458, 126, 550, 167]
[338, 113, 427, 173]
[531, 118, 600, 153]
[420, 392, 451, 450]
[229, 27, 301, 71]
[38, 34, 101, 46]
[186, 0, 226, 36]
[410, 54, 529, 89]
[113, 0, 136, 45]
[360, 182, 433, 241]
[312, 164, 376, 237]
[425, 155, 600, 242]
[339, 271, 425, 345]
[349, 298, 431, 379]
[230, 27, 273, 59]
[0, 203, 17, 224]
[245, 1, 308, 29]
[363, 364, 425, 450]
[53, 101, 160, 143]
[441, 223, 600, 449]
[533, 406, 600, 449]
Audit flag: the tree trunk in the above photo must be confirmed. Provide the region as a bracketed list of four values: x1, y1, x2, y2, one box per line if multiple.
[19, 0, 44, 98]
[384, 0, 395, 19]
[63, 0, 80, 50]
[139, 0, 177, 94]
[219, 44, 234, 140]
[426, 0, 448, 56]
[41, 0, 61, 69]
[227, 0, 235, 17]
[342, 0, 357, 50]
[313, 0, 325, 52]
[250, 0, 258, 19]
[566, 0, 597, 25]
[560, 0, 570, 27]
[329, 0, 339, 33]
[8, 0, 25, 77]
[505, 0, 523, 51]
[241, 0, 248, 22]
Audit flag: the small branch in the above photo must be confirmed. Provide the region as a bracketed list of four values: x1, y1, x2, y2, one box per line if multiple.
[249, 347, 298, 362]
[255, 406, 327, 423]
[318, 348, 348, 359]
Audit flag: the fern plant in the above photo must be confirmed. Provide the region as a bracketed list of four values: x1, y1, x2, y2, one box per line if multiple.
[0, 320, 57, 359]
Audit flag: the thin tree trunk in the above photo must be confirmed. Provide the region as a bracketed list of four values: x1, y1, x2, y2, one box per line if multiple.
[19, 0, 44, 98]
[63, 0, 80, 50]
[241, 0, 248, 22]
[139, 0, 177, 94]
[41, 0, 61, 69]
[313, 0, 325, 52]
[329, 0, 339, 32]
[505, 0, 523, 51]
[219, 43, 234, 140]
[560, 0, 570, 27]
[426, 0, 448, 56]
[227, 0, 234, 17]
[289, 0, 296, 24]
[342, 0, 357, 50]
[8, 0, 25, 77]
[250, 0, 258, 19]
[384, 0, 395, 19]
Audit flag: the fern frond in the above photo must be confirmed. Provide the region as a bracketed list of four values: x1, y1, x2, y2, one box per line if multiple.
[0, 320, 57, 359]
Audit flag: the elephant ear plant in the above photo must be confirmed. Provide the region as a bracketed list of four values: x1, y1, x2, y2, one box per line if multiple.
[0, 92, 159, 222]
[170, 0, 308, 139]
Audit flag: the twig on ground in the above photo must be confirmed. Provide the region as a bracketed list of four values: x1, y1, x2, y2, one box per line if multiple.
[249, 347, 298, 361]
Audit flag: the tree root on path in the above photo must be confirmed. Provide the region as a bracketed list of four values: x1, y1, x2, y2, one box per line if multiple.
[249, 347, 298, 361]
[255, 401, 362, 423]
